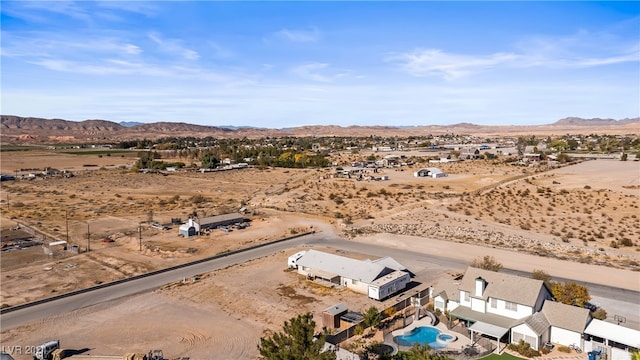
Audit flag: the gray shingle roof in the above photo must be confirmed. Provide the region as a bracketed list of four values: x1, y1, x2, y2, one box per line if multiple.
[370, 257, 406, 271]
[297, 249, 399, 283]
[459, 267, 548, 307]
[433, 278, 462, 302]
[542, 301, 591, 333]
[522, 312, 551, 336]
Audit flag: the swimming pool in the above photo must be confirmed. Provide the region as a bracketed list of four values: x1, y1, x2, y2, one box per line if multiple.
[393, 326, 456, 348]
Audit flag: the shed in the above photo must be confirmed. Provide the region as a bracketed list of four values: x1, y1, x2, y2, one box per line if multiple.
[198, 213, 244, 230]
[179, 218, 200, 238]
[340, 312, 364, 328]
[413, 167, 447, 178]
[323, 303, 348, 329]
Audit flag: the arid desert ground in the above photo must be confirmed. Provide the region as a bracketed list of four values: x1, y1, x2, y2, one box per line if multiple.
[0, 149, 639, 359]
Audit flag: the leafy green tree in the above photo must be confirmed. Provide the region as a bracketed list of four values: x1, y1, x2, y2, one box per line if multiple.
[200, 152, 219, 169]
[258, 313, 335, 360]
[516, 136, 527, 158]
[470, 255, 503, 272]
[621, 153, 628, 161]
[363, 305, 382, 328]
[550, 139, 569, 153]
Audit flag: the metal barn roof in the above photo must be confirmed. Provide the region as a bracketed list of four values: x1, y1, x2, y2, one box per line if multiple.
[198, 213, 243, 226]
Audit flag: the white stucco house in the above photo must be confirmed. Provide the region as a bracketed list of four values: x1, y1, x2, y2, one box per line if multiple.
[433, 267, 639, 359]
[290, 249, 411, 301]
[511, 300, 591, 351]
[437, 267, 553, 351]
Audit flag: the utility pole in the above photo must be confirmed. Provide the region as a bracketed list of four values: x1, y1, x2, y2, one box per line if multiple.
[65, 208, 69, 244]
[86, 223, 90, 252]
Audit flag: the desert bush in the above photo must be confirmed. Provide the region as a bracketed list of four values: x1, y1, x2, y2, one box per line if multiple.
[353, 324, 364, 336]
[558, 346, 571, 353]
[508, 340, 541, 358]
[470, 255, 502, 272]
[620, 238, 633, 247]
[592, 308, 607, 320]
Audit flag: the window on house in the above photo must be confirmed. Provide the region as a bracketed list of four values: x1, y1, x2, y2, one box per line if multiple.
[490, 298, 497, 308]
[352, 279, 358, 285]
[505, 301, 518, 311]
[435, 300, 444, 309]
[464, 291, 470, 302]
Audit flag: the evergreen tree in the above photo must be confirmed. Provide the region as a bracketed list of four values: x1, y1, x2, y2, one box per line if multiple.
[258, 313, 336, 360]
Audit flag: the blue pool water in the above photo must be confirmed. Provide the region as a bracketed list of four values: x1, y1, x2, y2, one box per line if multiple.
[393, 326, 453, 348]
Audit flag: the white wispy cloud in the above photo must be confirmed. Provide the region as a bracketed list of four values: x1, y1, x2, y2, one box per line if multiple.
[390, 46, 638, 80]
[1, 33, 142, 58]
[95, 1, 158, 16]
[389, 49, 522, 80]
[391, 29, 639, 80]
[148, 32, 199, 60]
[274, 27, 320, 43]
[291, 63, 350, 82]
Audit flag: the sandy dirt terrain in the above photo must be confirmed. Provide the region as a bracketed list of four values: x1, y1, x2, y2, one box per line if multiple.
[1, 149, 639, 359]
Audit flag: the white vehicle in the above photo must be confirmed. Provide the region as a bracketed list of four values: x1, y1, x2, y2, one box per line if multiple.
[287, 251, 307, 269]
[33, 340, 59, 360]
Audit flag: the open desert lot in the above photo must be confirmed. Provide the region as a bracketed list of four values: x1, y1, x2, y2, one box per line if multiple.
[1, 149, 639, 358]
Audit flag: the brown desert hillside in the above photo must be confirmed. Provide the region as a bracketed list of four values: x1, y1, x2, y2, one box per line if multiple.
[1, 115, 638, 144]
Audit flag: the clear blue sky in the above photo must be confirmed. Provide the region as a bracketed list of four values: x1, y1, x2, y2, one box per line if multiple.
[2, 1, 638, 127]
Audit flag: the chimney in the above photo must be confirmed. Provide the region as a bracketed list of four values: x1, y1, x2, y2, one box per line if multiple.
[475, 277, 486, 297]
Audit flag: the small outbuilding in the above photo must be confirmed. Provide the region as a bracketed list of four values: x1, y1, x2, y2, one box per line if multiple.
[323, 303, 348, 329]
[198, 213, 244, 230]
[179, 218, 200, 238]
[414, 167, 447, 178]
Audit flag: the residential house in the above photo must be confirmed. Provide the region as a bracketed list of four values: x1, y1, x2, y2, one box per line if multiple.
[291, 249, 410, 300]
[511, 301, 591, 351]
[444, 267, 553, 351]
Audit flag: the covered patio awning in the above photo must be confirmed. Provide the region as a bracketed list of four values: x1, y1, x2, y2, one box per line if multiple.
[469, 321, 510, 339]
[585, 319, 640, 348]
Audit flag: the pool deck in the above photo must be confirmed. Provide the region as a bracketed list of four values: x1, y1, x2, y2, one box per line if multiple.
[390, 316, 473, 351]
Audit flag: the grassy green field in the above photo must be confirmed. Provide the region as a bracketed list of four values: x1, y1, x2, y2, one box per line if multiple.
[0, 145, 45, 152]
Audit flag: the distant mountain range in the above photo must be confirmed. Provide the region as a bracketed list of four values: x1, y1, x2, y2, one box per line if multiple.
[1, 115, 638, 144]
[119, 121, 144, 127]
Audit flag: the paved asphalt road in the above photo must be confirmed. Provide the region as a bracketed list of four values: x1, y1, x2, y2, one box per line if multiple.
[2, 233, 638, 331]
